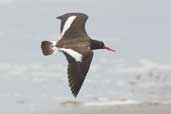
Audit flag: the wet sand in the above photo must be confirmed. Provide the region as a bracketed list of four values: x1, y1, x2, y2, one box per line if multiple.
[47, 101, 171, 114]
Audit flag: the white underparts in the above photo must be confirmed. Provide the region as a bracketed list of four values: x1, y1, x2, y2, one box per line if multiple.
[59, 48, 82, 62]
[60, 16, 77, 38]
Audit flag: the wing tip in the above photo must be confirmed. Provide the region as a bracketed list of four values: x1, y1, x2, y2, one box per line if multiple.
[70, 87, 79, 98]
[72, 92, 78, 98]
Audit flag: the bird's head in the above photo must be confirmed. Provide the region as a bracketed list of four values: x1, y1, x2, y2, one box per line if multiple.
[90, 40, 116, 52]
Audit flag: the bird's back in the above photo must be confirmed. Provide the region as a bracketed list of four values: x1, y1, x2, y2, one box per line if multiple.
[56, 36, 91, 49]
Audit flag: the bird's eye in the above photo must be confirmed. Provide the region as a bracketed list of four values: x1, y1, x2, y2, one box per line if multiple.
[101, 42, 104, 47]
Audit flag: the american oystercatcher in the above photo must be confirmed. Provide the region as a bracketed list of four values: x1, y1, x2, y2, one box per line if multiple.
[41, 13, 115, 97]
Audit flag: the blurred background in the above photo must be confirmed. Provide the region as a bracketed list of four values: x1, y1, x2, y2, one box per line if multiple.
[0, 0, 171, 113]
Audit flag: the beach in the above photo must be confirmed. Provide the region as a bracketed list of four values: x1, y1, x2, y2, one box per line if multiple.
[1, 0, 171, 114]
[47, 101, 171, 114]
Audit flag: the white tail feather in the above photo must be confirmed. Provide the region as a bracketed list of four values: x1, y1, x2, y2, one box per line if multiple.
[50, 41, 59, 54]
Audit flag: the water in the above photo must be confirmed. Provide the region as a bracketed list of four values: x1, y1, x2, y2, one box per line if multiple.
[1, 0, 171, 113]
[0, 57, 171, 113]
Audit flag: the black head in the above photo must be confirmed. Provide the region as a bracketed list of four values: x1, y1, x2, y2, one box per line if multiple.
[90, 40, 115, 52]
[90, 40, 104, 50]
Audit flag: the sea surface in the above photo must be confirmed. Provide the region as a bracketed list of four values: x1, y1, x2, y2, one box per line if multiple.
[0, 57, 171, 114]
[1, 0, 171, 113]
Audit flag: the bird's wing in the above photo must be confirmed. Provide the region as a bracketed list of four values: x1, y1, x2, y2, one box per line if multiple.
[62, 48, 93, 97]
[57, 13, 88, 39]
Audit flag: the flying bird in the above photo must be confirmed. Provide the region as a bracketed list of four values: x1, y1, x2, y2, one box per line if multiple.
[41, 13, 115, 97]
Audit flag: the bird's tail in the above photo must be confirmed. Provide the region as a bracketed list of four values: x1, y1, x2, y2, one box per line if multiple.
[41, 41, 58, 56]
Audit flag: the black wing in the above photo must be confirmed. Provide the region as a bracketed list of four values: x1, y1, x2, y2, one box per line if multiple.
[57, 13, 88, 39]
[63, 49, 93, 97]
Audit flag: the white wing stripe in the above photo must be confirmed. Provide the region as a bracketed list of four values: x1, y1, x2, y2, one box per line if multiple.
[60, 16, 77, 38]
[59, 48, 82, 62]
